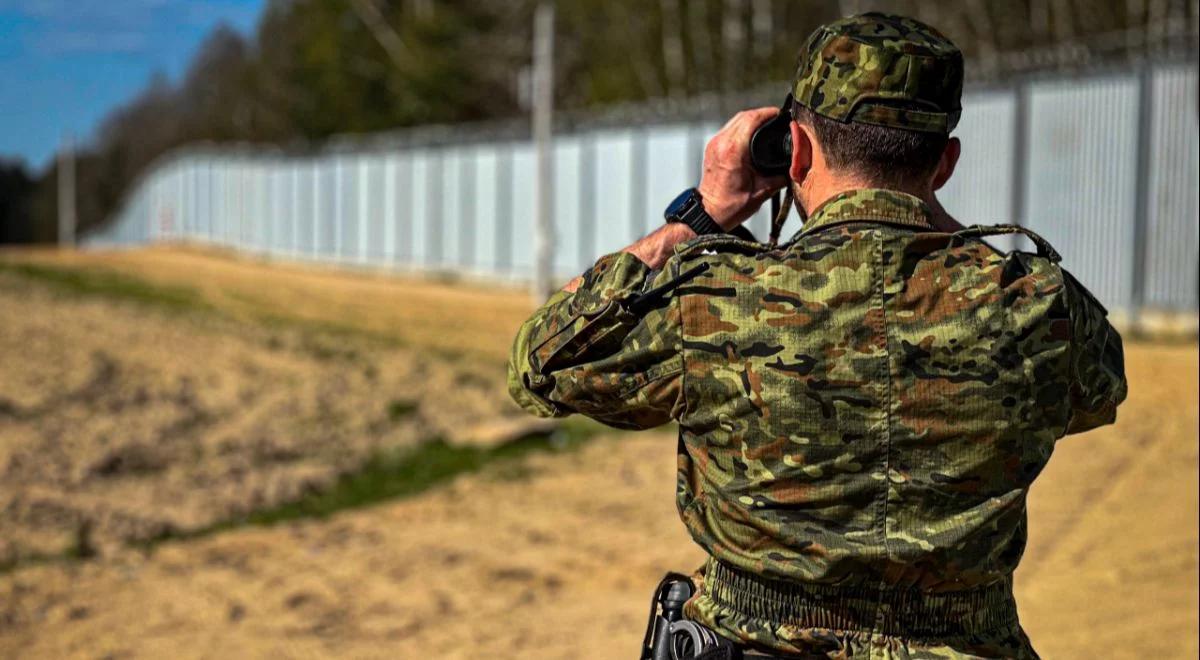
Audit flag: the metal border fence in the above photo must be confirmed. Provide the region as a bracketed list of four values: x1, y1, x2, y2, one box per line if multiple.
[85, 62, 1198, 322]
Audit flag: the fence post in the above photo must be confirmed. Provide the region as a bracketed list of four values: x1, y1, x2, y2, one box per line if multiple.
[532, 2, 556, 301]
[428, 150, 444, 267]
[334, 156, 345, 261]
[1010, 81, 1030, 232]
[460, 150, 476, 270]
[312, 162, 321, 258]
[291, 162, 299, 256]
[57, 134, 76, 247]
[359, 159, 369, 263]
[1130, 64, 1155, 332]
[688, 123, 705, 184]
[630, 127, 648, 241]
[496, 145, 514, 276]
[578, 135, 595, 273]
[400, 155, 412, 265]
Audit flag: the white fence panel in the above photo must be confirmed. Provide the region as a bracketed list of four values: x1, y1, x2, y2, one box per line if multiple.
[85, 64, 1199, 318]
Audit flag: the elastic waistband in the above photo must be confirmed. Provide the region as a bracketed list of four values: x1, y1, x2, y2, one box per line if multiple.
[703, 558, 1019, 639]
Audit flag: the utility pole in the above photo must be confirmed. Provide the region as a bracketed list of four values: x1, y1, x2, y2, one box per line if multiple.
[57, 133, 76, 248]
[532, 2, 555, 301]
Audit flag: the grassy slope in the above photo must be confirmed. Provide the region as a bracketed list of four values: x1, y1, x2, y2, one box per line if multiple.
[0, 249, 610, 570]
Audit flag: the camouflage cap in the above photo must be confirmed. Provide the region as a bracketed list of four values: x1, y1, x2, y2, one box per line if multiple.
[793, 12, 963, 134]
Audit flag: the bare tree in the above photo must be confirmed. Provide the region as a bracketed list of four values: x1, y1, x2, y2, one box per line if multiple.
[660, 0, 688, 97]
[349, 0, 415, 71]
[721, 0, 748, 93]
[687, 0, 717, 93]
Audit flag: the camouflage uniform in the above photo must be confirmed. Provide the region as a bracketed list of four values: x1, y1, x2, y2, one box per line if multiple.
[508, 13, 1127, 660]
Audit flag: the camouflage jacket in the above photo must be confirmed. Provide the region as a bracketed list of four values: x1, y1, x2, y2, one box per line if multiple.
[507, 189, 1126, 647]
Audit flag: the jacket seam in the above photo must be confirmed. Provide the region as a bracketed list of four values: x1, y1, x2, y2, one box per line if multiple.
[675, 259, 690, 421]
[872, 230, 895, 634]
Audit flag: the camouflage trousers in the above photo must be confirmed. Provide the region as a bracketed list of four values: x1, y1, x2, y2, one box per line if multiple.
[684, 559, 1040, 660]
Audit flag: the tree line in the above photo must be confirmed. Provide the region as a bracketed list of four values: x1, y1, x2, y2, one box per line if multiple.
[1, 0, 1193, 244]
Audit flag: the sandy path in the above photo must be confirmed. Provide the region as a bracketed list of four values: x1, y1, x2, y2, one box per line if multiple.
[1016, 343, 1199, 658]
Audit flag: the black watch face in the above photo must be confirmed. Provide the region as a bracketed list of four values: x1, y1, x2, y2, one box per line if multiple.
[664, 188, 696, 221]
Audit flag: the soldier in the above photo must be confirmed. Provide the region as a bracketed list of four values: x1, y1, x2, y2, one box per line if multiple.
[508, 12, 1126, 660]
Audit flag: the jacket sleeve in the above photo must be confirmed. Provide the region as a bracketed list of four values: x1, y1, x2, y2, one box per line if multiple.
[1062, 271, 1128, 435]
[507, 251, 685, 430]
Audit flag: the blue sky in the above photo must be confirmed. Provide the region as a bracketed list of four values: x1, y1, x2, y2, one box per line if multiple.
[0, 0, 267, 172]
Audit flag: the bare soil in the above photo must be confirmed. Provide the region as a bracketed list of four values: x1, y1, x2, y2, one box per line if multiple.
[0, 247, 1196, 659]
[0, 247, 531, 559]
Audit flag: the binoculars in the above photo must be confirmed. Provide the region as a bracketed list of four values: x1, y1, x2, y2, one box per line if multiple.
[749, 94, 794, 177]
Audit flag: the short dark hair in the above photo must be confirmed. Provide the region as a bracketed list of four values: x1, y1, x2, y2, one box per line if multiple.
[793, 103, 948, 187]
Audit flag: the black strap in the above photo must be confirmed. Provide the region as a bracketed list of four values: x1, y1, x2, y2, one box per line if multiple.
[626, 263, 710, 314]
[729, 225, 757, 242]
[767, 190, 794, 246]
[953, 224, 1061, 262]
[680, 210, 726, 236]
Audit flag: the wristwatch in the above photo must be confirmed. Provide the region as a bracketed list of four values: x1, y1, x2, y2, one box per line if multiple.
[664, 188, 725, 236]
[664, 188, 757, 241]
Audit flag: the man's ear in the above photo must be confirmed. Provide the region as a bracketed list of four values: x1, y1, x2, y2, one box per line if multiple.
[789, 120, 814, 186]
[931, 137, 960, 191]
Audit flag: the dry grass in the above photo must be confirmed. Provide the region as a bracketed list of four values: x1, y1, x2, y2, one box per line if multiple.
[0, 246, 1195, 659]
[0, 247, 534, 559]
[1, 245, 535, 363]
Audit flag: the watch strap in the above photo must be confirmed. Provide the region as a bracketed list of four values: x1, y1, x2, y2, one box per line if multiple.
[667, 188, 724, 236]
[666, 188, 759, 241]
[679, 203, 725, 236]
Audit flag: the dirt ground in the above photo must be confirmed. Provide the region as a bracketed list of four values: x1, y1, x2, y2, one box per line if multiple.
[0, 246, 1196, 659]
[0, 248, 529, 559]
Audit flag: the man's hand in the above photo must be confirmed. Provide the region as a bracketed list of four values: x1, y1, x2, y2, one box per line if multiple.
[697, 107, 791, 230]
[559, 108, 791, 291]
